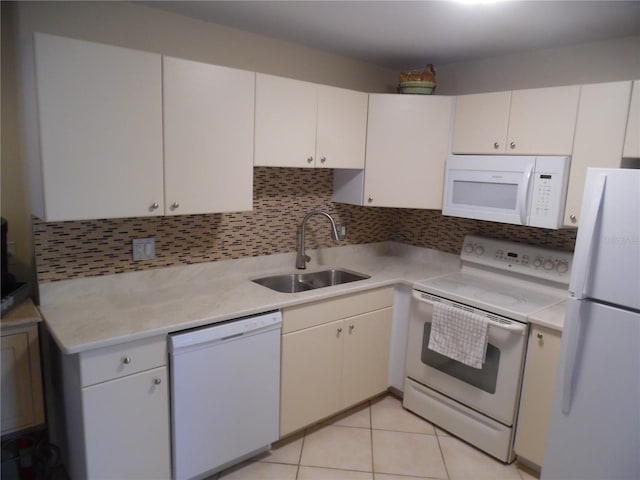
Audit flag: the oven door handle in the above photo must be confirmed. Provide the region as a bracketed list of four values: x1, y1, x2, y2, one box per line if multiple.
[412, 291, 527, 335]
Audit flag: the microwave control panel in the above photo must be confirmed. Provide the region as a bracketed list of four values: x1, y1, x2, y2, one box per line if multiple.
[528, 156, 570, 229]
[461, 235, 573, 284]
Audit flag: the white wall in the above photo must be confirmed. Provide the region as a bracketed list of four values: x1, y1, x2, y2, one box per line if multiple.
[436, 35, 640, 95]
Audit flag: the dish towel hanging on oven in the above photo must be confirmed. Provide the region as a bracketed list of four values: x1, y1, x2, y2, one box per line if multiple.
[428, 302, 489, 369]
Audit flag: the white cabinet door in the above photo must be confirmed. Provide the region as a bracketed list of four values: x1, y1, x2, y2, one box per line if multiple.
[82, 367, 171, 479]
[316, 85, 367, 169]
[163, 57, 255, 215]
[563, 81, 632, 227]
[507, 85, 580, 155]
[363, 94, 453, 208]
[623, 80, 640, 158]
[514, 326, 562, 468]
[254, 73, 318, 167]
[1, 325, 45, 435]
[452, 91, 511, 154]
[33, 33, 163, 221]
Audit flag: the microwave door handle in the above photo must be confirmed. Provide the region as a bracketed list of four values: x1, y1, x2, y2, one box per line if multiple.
[518, 164, 534, 225]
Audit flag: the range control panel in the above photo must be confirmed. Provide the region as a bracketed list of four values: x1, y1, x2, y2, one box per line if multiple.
[460, 235, 573, 284]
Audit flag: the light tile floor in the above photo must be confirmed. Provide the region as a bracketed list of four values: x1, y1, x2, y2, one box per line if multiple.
[214, 394, 540, 480]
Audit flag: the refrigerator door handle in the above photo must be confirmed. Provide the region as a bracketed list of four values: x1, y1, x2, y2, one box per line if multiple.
[561, 299, 582, 414]
[568, 173, 607, 299]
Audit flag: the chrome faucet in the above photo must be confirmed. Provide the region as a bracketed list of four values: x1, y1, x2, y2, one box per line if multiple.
[296, 210, 340, 269]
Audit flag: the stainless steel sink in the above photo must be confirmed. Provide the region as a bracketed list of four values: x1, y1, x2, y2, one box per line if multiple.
[252, 268, 370, 293]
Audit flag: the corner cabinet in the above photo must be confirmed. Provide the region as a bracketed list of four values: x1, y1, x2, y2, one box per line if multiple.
[31, 33, 164, 221]
[162, 57, 255, 215]
[1, 305, 45, 436]
[514, 325, 562, 469]
[280, 287, 393, 436]
[61, 336, 171, 480]
[563, 81, 632, 227]
[333, 94, 453, 209]
[254, 73, 368, 169]
[452, 86, 580, 155]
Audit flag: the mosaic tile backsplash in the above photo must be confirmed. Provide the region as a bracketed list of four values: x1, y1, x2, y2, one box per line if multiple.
[34, 167, 577, 283]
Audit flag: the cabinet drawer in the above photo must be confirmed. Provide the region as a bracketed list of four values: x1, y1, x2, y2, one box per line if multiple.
[282, 287, 393, 333]
[79, 335, 166, 386]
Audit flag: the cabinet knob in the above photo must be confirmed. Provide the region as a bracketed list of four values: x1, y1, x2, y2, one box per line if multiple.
[307, 156, 314, 164]
[510, 141, 516, 149]
[368, 197, 373, 203]
[320, 156, 326, 163]
[153, 378, 162, 385]
[171, 202, 180, 209]
[337, 327, 343, 333]
[150, 202, 159, 210]
[122, 356, 132, 365]
[349, 324, 355, 332]
[570, 214, 577, 223]
[537, 332, 544, 340]
[493, 142, 500, 149]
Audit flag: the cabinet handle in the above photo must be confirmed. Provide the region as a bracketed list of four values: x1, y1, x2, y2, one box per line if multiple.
[349, 324, 355, 332]
[320, 156, 326, 163]
[367, 197, 373, 203]
[570, 214, 577, 223]
[153, 378, 162, 385]
[171, 202, 180, 209]
[510, 141, 516, 149]
[337, 327, 343, 333]
[122, 356, 132, 365]
[493, 142, 500, 150]
[150, 202, 159, 210]
[307, 156, 314, 164]
[537, 332, 544, 340]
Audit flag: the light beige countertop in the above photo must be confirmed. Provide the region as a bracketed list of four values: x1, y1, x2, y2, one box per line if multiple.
[39, 242, 460, 354]
[528, 300, 566, 332]
[1, 299, 43, 329]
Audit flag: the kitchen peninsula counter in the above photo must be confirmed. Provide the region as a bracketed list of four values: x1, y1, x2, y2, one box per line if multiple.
[39, 242, 460, 354]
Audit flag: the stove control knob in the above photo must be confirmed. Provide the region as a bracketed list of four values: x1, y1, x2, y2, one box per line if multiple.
[464, 243, 474, 254]
[474, 245, 485, 256]
[543, 259, 555, 270]
[533, 257, 543, 268]
[556, 261, 569, 274]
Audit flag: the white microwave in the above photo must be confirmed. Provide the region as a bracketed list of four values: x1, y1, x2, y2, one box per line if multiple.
[442, 154, 570, 229]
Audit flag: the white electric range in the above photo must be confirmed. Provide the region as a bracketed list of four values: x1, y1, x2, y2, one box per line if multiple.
[404, 235, 572, 463]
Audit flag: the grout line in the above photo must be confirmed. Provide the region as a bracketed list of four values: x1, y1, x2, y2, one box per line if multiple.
[434, 432, 451, 480]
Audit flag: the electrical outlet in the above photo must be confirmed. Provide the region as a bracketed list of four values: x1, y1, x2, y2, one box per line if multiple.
[132, 238, 156, 261]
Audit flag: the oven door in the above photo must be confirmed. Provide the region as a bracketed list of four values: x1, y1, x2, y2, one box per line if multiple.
[406, 290, 528, 426]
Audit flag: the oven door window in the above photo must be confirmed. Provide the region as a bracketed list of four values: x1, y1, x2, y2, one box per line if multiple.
[421, 322, 500, 394]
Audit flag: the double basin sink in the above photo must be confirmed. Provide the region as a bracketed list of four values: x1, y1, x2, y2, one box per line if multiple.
[252, 268, 370, 293]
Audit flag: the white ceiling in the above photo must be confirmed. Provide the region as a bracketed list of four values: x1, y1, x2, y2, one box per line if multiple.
[141, 1, 640, 70]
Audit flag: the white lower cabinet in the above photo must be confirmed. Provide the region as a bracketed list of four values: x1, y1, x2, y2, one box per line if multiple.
[514, 325, 562, 468]
[280, 288, 393, 436]
[61, 336, 170, 480]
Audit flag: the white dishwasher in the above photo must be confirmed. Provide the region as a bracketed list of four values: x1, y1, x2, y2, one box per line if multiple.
[169, 311, 282, 480]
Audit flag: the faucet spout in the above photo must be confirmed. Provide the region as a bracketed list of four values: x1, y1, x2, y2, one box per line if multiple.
[296, 210, 340, 269]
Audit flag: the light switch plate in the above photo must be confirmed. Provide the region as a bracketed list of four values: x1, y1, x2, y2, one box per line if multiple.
[132, 238, 155, 261]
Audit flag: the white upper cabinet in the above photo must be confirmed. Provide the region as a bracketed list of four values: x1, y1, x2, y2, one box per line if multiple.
[316, 85, 368, 169]
[163, 57, 255, 215]
[334, 94, 453, 209]
[452, 85, 580, 155]
[254, 74, 367, 168]
[564, 81, 632, 227]
[623, 80, 640, 158]
[32, 33, 164, 221]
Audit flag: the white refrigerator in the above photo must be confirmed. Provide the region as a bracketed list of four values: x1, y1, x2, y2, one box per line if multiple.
[542, 168, 640, 479]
